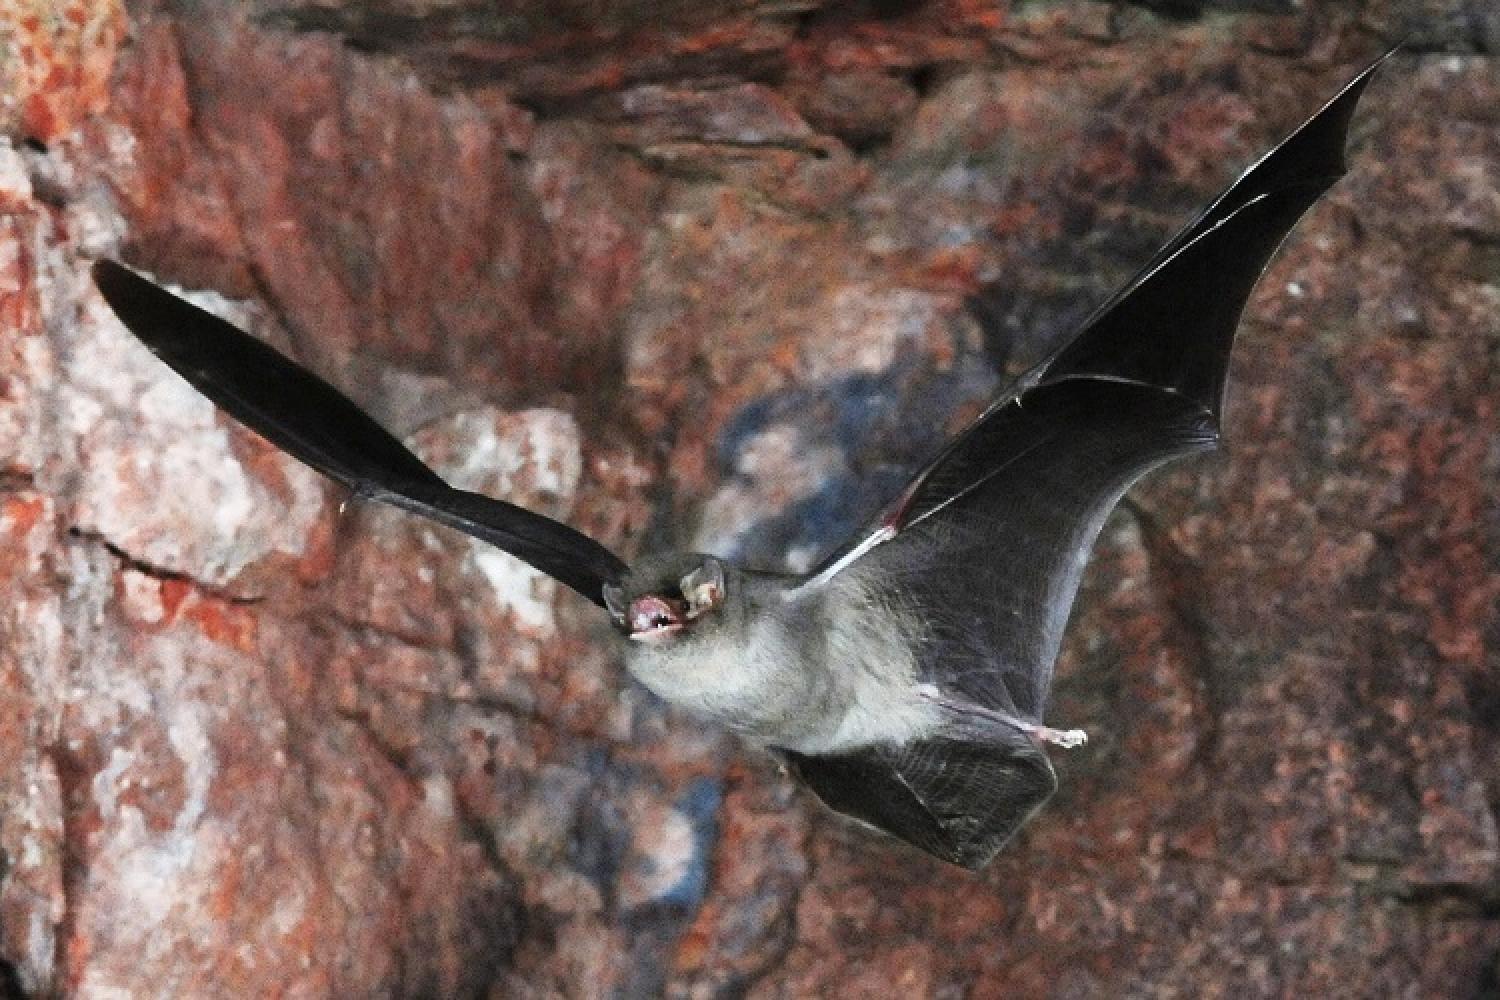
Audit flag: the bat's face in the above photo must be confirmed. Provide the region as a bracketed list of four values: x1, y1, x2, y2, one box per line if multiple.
[605, 556, 816, 745]
[603, 554, 727, 645]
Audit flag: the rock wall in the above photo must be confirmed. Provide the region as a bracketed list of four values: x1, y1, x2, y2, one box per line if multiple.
[0, 0, 1496, 996]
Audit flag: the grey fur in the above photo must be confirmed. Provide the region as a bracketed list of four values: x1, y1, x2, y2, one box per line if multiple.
[616, 558, 945, 754]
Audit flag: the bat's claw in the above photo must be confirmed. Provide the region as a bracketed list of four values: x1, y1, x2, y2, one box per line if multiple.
[1031, 725, 1088, 749]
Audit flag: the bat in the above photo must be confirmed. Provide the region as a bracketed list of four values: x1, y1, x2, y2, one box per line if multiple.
[93, 52, 1387, 870]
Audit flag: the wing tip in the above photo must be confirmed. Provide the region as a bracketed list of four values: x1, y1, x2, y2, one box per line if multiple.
[91, 257, 133, 305]
[92, 258, 171, 355]
[1316, 45, 1399, 173]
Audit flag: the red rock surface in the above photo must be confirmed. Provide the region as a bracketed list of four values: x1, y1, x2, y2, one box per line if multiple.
[1, 1, 1496, 997]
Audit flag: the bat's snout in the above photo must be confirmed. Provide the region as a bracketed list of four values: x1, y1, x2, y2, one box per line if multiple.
[627, 594, 688, 643]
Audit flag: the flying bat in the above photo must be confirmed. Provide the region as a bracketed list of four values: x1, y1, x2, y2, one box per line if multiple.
[93, 53, 1387, 870]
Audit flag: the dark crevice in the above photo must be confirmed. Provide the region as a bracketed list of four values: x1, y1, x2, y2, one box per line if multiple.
[333, 705, 424, 790]
[266, 1, 804, 120]
[845, 130, 892, 159]
[0, 470, 37, 493]
[1475, 951, 1500, 1000]
[703, 134, 831, 157]
[904, 62, 941, 99]
[65, 526, 263, 605]
[320, 610, 452, 664]
[796, 0, 929, 34]
[450, 779, 517, 891]
[1342, 848, 1500, 918]
[1115, 0, 1207, 22]
[609, 142, 731, 184]
[240, 251, 320, 372]
[23, 171, 67, 211]
[868, 0, 926, 17]
[0, 849, 18, 998]
[617, 135, 834, 160]
[340, 33, 384, 56]
[260, 7, 462, 49]
[791, 4, 823, 36]
[321, 610, 451, 660]
[1393, 878, 1500, 918]
[451, 621, 485, 684]
[447, 785, 526, 982]
[0, 956, 25, 999]
[46, 740, 90, 999]
[1106, 0, 1305, 28]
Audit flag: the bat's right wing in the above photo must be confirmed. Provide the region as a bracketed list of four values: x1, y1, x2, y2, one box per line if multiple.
[94, 260, 628, 608]
[787, 56, 1386, 868]
[813, 54, 1385, 721]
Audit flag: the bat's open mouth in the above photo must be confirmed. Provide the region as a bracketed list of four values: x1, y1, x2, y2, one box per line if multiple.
[627, 595, 686, 642]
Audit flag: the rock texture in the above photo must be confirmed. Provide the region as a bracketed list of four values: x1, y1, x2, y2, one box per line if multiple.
[1, 0, 1496, 997]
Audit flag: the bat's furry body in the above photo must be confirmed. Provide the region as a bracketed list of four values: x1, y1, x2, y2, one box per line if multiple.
[620, 561, 941, 755]
[94, 52, 1390, 869]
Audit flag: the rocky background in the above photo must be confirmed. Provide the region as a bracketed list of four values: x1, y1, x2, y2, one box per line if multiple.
[1, 0, 1496, 996]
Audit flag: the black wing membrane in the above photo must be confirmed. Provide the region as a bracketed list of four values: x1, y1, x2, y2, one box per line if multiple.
[1074, 48, 1394, 337]
[785, 736, 1056, 869]
[891, 51, 1390, 539]
[93, 260, 628, 607]
[844, 55, 1385, 717]
[797, 57, 1385, 867]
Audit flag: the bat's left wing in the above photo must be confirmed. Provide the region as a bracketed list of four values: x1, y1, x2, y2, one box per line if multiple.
[93, 260, 628, 607]
[789, 56, 1387, 868]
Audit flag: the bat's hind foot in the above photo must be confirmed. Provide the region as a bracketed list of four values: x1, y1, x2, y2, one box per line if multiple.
[919, 688, 1088, 749]
[1028, 724, 1088, 749]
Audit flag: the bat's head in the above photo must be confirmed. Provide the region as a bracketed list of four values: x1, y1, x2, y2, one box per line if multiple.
[603, 553, 728, 645]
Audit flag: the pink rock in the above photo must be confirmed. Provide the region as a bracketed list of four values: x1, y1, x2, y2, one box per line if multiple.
[1, 3, 1495, 996]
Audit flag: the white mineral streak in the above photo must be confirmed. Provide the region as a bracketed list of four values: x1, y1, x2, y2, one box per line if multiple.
[2, 130, 304, 999]
[64, 278, 325, 584]
[618, 795, 697, 909]
[269, 887, 307, 938]
[420, 407, 584, 633]
[0, 142, 46, 473]
[693, 422, 846, 565]
[474, 549, 554, 631]
[76, 643, 227, 997]
[6, 752, 64, 994]
[0, 152, 327, 585]
[437, 406, 582, 500]
[92, 746, 138, 822]
[420, 772, 456, 822]
[14, 593, 67, 713]
[805, 283, 943, 379]
[0, 139, 32, 198]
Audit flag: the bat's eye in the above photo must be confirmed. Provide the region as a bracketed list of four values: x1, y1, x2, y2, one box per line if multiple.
[628, 596, 685, 642]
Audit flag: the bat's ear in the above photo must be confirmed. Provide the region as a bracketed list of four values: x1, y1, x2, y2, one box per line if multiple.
[602, 582, 628, 625]
[682, 557, 725, 616]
